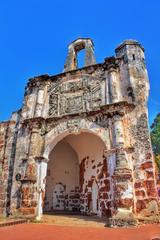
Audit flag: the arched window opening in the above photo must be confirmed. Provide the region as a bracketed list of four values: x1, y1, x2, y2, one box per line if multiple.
[64, 38, 96, 72]
[77, 49, 85, 69]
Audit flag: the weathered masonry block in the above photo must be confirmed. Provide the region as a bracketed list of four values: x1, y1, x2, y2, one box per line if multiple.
[0, 38, 159, 226]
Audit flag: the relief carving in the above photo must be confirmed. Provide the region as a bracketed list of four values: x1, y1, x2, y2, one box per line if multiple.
[67, 119, 81, 133]
[49, 84, 58, 116]
[49, 75, 102, 117]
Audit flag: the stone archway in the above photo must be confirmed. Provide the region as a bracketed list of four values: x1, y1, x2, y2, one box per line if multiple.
[44, 139, 79, 212]
[36, 128, 112, 219]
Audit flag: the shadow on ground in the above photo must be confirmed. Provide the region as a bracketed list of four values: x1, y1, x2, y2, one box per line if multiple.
[42, 212, 107, 227]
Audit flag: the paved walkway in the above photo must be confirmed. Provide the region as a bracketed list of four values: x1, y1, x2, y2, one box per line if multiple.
[0, 224, 160, 240]
[0, 215, 160, 240]
[0, 223, 160, 240]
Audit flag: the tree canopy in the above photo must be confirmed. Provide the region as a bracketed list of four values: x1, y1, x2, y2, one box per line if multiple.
[150, 113, 160, 170]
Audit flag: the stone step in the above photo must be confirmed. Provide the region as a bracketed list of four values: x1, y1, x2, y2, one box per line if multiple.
[0, 219, 28, 227]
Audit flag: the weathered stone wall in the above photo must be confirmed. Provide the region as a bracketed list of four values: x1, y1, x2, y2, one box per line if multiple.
[0, 112, 20, 216]
[65, 132, 111, 216]
[114, 41, 159, 221]
[0, 38, 159, 225]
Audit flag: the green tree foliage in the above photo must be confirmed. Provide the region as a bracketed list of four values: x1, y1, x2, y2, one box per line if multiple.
[150, 113, 160, 170]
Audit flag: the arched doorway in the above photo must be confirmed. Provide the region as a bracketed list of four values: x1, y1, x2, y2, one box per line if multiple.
[40, 130, 111, 218]
[44, 139, 79, 212]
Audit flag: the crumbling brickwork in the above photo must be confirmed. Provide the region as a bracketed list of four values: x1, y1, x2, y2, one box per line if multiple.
[0, 38, 159, 226]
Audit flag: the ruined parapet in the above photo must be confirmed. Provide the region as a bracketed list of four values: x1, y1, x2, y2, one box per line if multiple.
[64, 38, 96, 72]
[0, 38, 159, 225]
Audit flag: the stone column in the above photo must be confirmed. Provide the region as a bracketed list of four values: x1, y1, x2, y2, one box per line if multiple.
[64, 47, 76, 72]
[108, 114, 137, 227]
[108, 68, 120, 103]
[28, 128, 44, 158]
[35, 88, 45, 117]
[85, 41, 96, 67]
[113, 115, 125, 147]
[36, 158, 48, 220]
[19, 121, 45, 217]
[113, 115, 128, 168]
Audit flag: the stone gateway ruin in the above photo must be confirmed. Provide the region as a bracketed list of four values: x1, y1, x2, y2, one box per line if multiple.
[0, 38, 159, 226]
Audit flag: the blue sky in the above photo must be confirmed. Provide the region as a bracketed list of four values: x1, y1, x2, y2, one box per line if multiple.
[0, 0, 160, 125]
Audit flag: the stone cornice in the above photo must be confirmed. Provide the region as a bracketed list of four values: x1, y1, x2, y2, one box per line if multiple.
[21, 101, 135, 128]
[115, 39, 144, 53]
[0, 120, 16, 126]
[20, 101, 135, 135]
[47, 101, 135, 120]
[104, 146, 134, 156]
